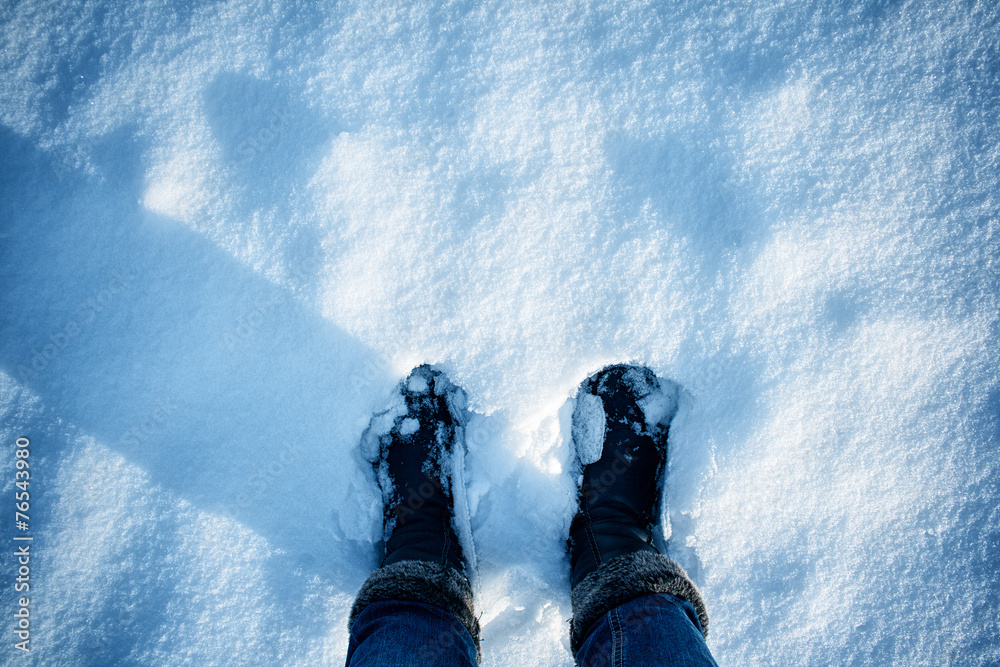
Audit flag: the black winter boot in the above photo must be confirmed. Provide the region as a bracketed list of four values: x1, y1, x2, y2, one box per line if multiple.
[348, 365, 480, 652]
[568, 364, 708, 653]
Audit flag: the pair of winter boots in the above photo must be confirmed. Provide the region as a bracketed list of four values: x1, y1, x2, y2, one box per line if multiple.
[348, 364, 708, 656]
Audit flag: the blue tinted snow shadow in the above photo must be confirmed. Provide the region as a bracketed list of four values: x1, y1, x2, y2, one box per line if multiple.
[604, 129, 750, 261]
[0, 124, 390, 599]
[202, 71, 341, 216]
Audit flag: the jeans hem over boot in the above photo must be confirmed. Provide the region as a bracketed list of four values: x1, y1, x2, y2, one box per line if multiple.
[348, 559, 481, 659]
[570, 550, 709, 654]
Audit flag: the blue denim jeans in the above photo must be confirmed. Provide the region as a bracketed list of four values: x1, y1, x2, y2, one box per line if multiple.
[576, 593, 718, 667]
[346, 594, 716, 666]
[346, 600, 478, 667]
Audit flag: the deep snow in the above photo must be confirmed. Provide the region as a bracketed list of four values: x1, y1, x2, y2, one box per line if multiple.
[1, 0, 999, 665]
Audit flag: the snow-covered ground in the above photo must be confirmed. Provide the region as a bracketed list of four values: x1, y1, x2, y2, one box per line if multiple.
[2, 1, 998, 664]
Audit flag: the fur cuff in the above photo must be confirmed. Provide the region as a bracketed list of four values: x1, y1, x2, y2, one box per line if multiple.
[570, 551, 709, 653]
[349, 560, 480, 652]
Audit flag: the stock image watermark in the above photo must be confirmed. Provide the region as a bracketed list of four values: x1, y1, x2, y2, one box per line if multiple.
[119, 397, 180, 450]
[11, 437, 33, 653]
[224, 292, 284, 351]
[236, 103, 294, 163]
[349, 354, 392, 394]
[223, 439, 304, 517]
[15, 267, 137, 384]
[685, 358, 725, 397]
[466, 413, 504, 450]
[223, 245, 324, 351]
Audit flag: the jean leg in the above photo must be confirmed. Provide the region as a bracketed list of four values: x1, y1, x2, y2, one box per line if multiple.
[346, 600, 478, 667]
[576, 594, 718, 667]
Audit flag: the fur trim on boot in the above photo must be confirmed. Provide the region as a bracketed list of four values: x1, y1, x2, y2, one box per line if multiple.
[570, 550, 709, 654]
[348, 559, 481, 655]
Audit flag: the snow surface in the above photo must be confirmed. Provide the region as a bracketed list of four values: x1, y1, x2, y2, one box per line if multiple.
[571, 392, 605, 466]
[1, 0, 999, 664]
[636, 378, 678, 433]
[398, 417, 420, 437]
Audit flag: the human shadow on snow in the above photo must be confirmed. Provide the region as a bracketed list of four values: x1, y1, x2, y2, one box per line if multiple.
[0, 123, 390, 622]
